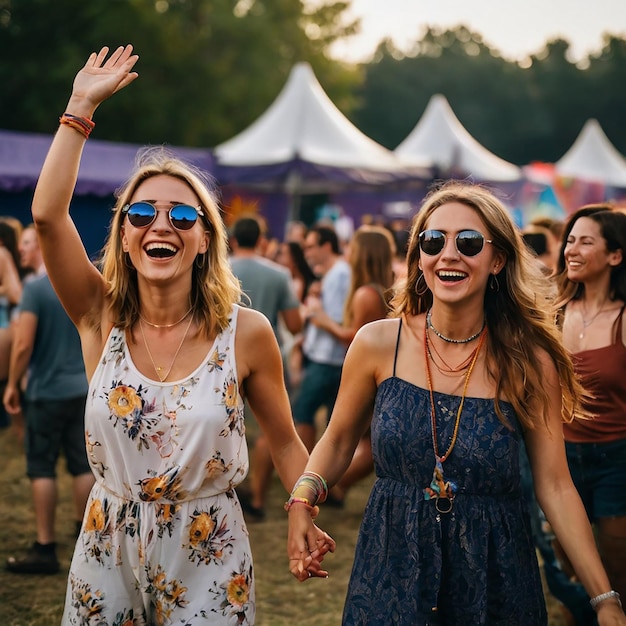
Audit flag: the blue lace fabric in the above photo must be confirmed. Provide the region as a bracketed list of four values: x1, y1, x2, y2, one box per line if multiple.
[342, 378, 548, 626]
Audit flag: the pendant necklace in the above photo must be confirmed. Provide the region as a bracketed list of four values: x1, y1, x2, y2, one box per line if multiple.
[139, 314, 194, 382]
[423, 321, 486, 514]
[426, 309, 485, 344]
[139, 306, 193, 329]
[578, 299, 608, 340]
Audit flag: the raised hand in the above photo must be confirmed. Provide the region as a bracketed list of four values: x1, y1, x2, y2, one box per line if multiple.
[69, 45, 139, 111]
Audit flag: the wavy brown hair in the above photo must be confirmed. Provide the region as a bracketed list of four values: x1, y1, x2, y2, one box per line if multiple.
[392, 181, 585, 430]
[97, 147, 241, 337]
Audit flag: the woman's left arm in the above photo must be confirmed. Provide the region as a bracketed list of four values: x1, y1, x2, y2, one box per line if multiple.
[525, 351, 626, 624]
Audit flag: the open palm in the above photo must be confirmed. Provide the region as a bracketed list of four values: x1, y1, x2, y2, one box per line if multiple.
[71, 45, 139, 107]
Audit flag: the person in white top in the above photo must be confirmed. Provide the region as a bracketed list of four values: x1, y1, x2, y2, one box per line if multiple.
[30, 45, 334, 625]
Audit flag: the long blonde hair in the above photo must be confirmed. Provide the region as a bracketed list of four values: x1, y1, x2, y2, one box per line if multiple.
[98, 147, 241, 337]
[393, 181, 584, 430]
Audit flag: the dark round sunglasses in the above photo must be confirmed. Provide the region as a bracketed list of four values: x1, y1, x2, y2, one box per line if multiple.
[419, 229, 493, 257]
[122, 202, 203, 231]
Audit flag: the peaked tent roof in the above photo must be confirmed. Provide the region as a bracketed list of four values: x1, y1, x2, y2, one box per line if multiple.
[555, 119, 626, 187]
[0, 129, 214, 196]
[394, 94, 522, 183]
[214, 62, 429, 193]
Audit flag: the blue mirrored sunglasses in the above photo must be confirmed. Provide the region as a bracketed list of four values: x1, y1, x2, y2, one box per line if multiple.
[122, 201, 203, 231]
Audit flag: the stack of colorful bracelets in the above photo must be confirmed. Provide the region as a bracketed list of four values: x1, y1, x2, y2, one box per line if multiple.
[284, 471, 328, 512]
[59, 113, 95, 139]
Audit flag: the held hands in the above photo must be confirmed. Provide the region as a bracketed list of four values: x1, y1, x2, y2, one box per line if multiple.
[69, 45, 139, 113]
[287, 504, 336, 582]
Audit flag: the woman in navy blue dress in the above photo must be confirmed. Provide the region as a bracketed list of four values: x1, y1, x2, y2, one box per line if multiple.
[287, 182, 626, 625]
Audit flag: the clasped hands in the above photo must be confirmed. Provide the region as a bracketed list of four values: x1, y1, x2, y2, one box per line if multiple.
[287, 506, 336, 582]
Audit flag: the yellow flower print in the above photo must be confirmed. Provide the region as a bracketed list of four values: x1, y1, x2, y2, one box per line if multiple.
[85, 499, 105, 532]
[108, 385, 142, 418]
[224, 380, 238, 410]
[226, 573, 250, 607]
[189, 511, 216, 546]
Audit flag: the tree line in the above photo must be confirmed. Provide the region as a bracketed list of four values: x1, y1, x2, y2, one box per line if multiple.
[1, 0, 624, 166]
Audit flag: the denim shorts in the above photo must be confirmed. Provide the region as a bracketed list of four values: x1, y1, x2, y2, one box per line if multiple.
[565, 438, 626, 520]
[25, 395, 90, 478]
[292, 361, 343, 426]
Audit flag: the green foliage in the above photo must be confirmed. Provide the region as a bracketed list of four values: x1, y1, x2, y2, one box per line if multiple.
[1, 3, 625, 165]
[351, 26, 626, 165]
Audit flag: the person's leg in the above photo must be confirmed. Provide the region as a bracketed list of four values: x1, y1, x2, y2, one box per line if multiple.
[6, 400, 61, 574]
[32, 476, 57, 544]
[72, 472, 95, 531]
[597, 516, 626, 601]
[250, 434, 274, 509]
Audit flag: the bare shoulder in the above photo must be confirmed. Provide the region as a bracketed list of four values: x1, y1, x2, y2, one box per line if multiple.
[348, 318, 402, 375]
[353, 317, 400, 344]
[234, 306, 276, 349]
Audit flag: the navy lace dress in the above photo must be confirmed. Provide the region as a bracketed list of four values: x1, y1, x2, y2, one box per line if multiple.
[342, 373, 548, 625]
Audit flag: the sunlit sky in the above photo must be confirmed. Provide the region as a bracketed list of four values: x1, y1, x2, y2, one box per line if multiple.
[324, 0, 626, 64]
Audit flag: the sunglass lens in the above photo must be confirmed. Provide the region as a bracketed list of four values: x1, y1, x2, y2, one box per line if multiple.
[127, 202, 156, 228]
[419, 230, 445, 255]
[457, 231, 485, 256]
[170, 205, 199, 230]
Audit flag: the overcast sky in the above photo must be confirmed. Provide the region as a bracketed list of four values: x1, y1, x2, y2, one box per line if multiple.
[326, 0, 626, 64]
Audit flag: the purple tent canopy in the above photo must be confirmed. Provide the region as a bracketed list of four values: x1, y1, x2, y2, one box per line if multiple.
[0, 129, 215, 196]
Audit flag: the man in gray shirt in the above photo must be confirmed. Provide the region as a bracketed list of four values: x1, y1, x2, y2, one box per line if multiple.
[230, 216, 303, 521]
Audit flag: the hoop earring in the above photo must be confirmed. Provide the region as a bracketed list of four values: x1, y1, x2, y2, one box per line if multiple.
[489, 273, 500, 292]
[415, 273, 429, 297]
[195, 253, 207, 270]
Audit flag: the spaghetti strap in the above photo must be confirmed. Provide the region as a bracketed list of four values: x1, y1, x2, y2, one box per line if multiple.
[392, 318, 402, 377]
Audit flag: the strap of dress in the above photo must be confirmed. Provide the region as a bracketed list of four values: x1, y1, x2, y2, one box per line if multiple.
[392, 318, 402, 377]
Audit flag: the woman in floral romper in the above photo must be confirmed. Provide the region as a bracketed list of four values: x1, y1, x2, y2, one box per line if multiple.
[30, 45, 334, 625]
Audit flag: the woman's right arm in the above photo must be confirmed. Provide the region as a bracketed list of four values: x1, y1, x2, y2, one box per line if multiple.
[31, 46, 139, 326]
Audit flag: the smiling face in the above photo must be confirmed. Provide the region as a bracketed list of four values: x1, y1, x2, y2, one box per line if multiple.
[564, 216, 622, 284]
[121, 175, 209, 283]
[420, 202, 505, 306]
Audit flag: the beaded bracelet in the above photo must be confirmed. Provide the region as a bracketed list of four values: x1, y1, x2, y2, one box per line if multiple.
[59, 113, 95, 139]
[284, 496, 313, 512]
[590, 590, 621, 611]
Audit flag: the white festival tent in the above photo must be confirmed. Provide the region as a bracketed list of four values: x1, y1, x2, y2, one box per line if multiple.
[394, 94, 522, 183]
[555, 118, 626, 187]
[213, 62, 430, 202]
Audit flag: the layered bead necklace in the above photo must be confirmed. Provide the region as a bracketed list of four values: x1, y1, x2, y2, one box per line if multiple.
[423, 319, 487, 514]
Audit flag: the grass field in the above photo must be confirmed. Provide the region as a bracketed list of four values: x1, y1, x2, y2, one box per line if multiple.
[0, 423, 567, 625]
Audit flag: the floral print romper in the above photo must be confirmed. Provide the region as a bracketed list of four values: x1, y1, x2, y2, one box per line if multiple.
[62, 306, 255, 625]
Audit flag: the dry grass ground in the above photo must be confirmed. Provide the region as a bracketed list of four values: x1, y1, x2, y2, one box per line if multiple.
[0, 424, 567, 625]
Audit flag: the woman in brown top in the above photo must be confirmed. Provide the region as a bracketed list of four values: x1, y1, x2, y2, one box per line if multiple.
[555, 204, 626, 606]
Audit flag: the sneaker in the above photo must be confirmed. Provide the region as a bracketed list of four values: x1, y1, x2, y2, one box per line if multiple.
[6, 542, 60, 575]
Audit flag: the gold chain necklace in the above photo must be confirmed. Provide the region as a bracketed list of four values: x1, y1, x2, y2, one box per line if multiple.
[423, 322, 486, 514]
[139, 306, 193, 329]
[579, 299, 609, 339]
[139, 314, 194, 382]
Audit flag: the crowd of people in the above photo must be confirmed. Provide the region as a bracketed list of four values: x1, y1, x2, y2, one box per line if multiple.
[1, 44, 625, 625]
